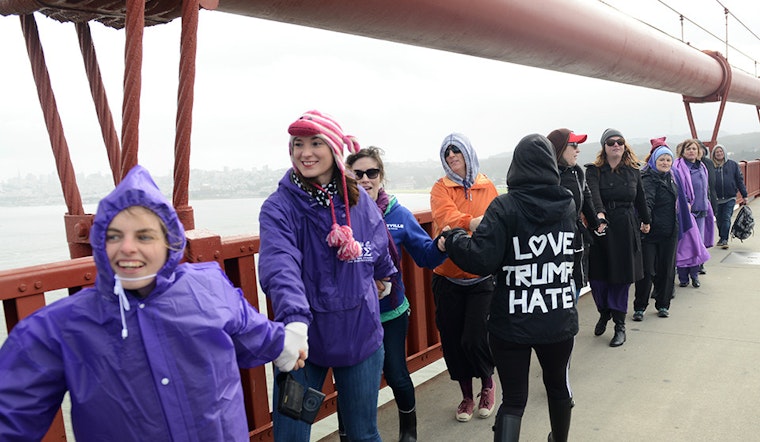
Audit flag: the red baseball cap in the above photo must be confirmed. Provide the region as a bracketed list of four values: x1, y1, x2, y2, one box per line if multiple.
[568, 132, 587, 143]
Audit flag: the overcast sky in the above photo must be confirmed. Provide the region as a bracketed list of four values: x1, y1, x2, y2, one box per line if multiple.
[2, 0, 760, 182]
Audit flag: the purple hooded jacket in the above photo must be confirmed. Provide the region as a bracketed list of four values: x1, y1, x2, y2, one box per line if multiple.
[0, 165, 284, 441]
[259, 171, 397, 367]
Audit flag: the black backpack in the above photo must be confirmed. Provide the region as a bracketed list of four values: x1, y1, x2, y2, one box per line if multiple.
[731, 206, 754, 242]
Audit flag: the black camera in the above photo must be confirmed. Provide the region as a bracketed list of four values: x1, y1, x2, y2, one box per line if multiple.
[277, 372, 326, 424]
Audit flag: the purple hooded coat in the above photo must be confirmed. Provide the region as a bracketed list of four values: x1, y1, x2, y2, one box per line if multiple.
[259, 171, 397, 367]
[0, 165, 285, 441]
[672, 158, 713, 267]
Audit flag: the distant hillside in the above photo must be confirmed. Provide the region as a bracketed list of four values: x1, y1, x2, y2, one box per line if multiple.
[384, 132, 760, 192]
[384, 151, 511, 190]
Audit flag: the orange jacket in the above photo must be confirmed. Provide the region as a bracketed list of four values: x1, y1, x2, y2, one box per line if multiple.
[430, 173, 498, 279]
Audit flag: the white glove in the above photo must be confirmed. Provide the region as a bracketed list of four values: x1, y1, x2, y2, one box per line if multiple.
[378, 281, 392, 300]
[274, 322, 308, 372]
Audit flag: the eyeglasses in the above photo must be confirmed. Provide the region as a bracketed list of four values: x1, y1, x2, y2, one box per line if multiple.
[605, 139, 625, 147]
[567, 142, 579, 148]
[353, 168, 380, 179]
[445, 146, 462, 156]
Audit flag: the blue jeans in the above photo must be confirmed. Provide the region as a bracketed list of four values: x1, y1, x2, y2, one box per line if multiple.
[382, 311, 415, 412]
[715, 199, 735, 242]
[273, 345, 384, 442]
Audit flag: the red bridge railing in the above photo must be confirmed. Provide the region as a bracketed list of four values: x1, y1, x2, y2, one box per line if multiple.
[741, 160, 760, 198]
[0, 211, 442, 442]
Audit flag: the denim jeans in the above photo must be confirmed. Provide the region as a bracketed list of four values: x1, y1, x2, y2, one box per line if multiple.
[273, 345, 384, 442]
[715, 199, 735, 242]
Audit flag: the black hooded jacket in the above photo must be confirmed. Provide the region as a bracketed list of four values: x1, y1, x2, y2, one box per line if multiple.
[444, 134, 578, 344]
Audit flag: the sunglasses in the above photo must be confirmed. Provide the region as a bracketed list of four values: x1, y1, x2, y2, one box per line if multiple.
[353, 168, 380, 179]
[445, 146, 462, 155]
[605, 138, 625, 147]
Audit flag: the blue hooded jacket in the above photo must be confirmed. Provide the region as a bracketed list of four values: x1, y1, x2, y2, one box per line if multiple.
[0, 165, 284, 441]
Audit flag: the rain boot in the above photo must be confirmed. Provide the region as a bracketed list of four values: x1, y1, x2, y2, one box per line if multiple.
[399, 408, 417, 442]
[546, 398, 573, 442]
[493, 413, 521, 442]
[609, 310, 626, 347]
[594, 309, 611, 336]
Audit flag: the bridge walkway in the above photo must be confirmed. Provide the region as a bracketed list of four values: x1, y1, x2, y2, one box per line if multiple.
[317, 202, 760, 442]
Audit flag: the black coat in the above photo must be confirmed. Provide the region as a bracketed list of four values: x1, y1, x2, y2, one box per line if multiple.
[559, 164, 598, 288]
[445, 134, 578, 344]
[586, 163, 651, 284]
[641, 167, 678, 242]
[700, 154, 718, 213]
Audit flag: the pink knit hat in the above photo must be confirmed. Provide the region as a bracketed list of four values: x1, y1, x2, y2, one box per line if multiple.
[650, 136, 667, 153]
[288, 110, 362, 261]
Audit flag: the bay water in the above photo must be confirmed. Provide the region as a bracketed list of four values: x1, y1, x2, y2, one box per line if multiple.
[0, 192, 432, 271]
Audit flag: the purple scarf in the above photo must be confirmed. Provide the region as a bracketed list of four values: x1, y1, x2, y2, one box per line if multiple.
[374, 188, 403, 308]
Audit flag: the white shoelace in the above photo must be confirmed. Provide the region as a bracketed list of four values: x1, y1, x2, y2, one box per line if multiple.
[113, 274, 156, 339]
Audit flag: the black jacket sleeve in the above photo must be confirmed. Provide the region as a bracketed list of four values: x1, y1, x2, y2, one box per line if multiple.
[733, 161, 749, 198]
[444, 196, 510, 276]
[585, 164, 605, 217]
[580, 173, 599, 229]
[634, 170, 652, 224]
[641, 172, 657, 216]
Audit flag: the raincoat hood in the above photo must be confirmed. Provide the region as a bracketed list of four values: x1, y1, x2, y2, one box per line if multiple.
[90, 165, 186, 297]
[440, 133, 479, 193]
[711, 144, 726, 166]
[507, 134, 572, 224]
[507, 134, 561, 187]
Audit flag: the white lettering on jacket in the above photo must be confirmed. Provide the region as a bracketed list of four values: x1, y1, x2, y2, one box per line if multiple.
[504, 231, 575, 313]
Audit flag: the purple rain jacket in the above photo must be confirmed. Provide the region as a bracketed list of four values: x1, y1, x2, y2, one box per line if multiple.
[0, 165, 284, 442]
[258, 171, 397, 367]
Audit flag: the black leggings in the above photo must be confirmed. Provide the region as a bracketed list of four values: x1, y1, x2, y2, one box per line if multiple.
[489, 334, 574, 417]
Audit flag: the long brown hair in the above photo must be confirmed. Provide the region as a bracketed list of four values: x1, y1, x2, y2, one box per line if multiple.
[676, 138, 701, 160]
[593, 140, 641, 171]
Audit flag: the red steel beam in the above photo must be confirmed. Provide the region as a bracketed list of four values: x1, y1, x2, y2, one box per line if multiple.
[214, 0, 760, 106]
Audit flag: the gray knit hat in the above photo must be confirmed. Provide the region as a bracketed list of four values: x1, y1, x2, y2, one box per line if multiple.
[600, 128, 624, 146]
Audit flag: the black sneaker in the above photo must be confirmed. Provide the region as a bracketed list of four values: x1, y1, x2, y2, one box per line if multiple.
[657, 308, 670, 318]
[632, 311, 644, 321]
[679, 282, 688, 287]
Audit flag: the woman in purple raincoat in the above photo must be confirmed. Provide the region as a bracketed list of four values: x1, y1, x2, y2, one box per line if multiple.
[0, 165, 294, 441]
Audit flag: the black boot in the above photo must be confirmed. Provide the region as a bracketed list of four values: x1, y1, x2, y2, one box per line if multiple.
[399, 409, 417, 442]
[594, 309, 611, 336]
[493, 413, 521, 442]
[609, 311, 626, 347]
[546, 398, 573, 442]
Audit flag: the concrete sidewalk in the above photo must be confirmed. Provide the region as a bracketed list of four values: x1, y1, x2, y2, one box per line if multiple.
[318, 202, 760, 441]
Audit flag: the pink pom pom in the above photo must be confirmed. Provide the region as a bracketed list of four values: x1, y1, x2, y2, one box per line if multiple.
[337, 239, 363, 261]
[326, 224, 354, 247]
